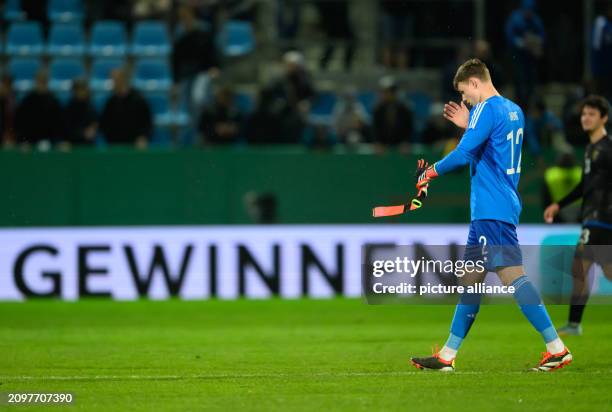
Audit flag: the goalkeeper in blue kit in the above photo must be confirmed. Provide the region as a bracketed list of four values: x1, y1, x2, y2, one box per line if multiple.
[410, 59, 572, 372]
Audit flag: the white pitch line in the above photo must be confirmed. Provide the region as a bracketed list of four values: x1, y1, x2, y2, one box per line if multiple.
[0, 370, 605, 381]
[0, 371, 477, 381]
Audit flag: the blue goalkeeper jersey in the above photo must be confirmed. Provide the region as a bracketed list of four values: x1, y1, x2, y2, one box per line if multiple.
[435, 95, 524, 226]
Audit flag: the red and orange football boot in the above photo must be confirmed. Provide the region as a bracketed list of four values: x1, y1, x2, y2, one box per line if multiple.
[411, 347, 455, 372]
[530, 347, 573, 372]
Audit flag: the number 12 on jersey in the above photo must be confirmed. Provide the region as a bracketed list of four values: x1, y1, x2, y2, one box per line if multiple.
[506, 128, 523, 175]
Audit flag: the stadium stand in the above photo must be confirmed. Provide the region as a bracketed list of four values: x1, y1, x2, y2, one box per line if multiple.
[218, 20, 255, 57]
[47, 23, 86, 56]
[5, 22, 44, 56]
[131, 21, 170, 57]
[132, 58, 172, 92]
[3, 0, 25, 22]
[308, 91, 337, 126]
[8, 57, 41, 92]
[49, 57, 86, 103]
[89, 58, 125, 92]
[89, 20, 128, 57]
[48, 0, 84, 23]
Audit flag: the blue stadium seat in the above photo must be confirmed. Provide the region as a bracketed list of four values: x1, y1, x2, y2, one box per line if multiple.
[131, 21, 170, 56]
[48, 0, 84, 22]
[219, 20, 255, 57]
[132, 59, 172, 92]
[144, 92, 172, 127]
[309, 92, 337, 125]
[8, 58, 41, 91]
[49, 58, 86, 92]
[171, 110, 190, 127]
[356, 90, 377, 117]
[47, 23, 85, 56]
[89, 58, 125, 91]
[89, 21, 128, 57]
[5, 22, 44, 56]
[144, 92, 179, 146]
[4, 0, 25, 21]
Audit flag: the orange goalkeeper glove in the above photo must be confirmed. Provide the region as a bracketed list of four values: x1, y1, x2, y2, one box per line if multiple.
[415, 158, 438, 193]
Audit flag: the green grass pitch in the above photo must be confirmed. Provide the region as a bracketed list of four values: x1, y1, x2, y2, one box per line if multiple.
[1, 299, 610, 411]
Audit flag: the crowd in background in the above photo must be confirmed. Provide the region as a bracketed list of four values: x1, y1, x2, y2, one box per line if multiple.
[0, 0, 610, 153]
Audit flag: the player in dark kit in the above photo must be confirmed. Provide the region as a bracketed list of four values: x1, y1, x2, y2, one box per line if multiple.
[544, 95, 612, 336]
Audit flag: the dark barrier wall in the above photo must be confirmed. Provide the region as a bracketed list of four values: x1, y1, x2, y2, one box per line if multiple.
[0, 147, 549, 226]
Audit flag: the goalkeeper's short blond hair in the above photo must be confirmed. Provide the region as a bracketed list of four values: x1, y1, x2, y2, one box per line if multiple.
[453, 58, 491, 90]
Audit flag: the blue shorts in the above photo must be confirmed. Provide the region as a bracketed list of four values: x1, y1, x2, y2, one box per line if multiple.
[464, 219, 523, 271]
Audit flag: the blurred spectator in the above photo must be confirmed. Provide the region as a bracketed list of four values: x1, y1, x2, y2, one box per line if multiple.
[313, 0, 356, 71]
[63, 80, 98, 147]
[100, 69, 152, 148]
[505, 0, 545, 108]
[21, 0, 48, 31]
[473, 39, 506, 90]
[276, 51, 315, 104]
[591, 4, 612, 101]
[542, 152, 582, 223]
[0, 75, 17, 146]
[224, 0, 259, 23]
[193, 0, 222, 33]
[422, 103, 458, 149]
[246, 88, 284, 144]
[244, 191, 277, 224]
[441, 42, 471, 103]
[198, 86, 243, 145]
[525, 97, 565, 155]
[562, 83, 591, 146]
[379, 0, 413, 69]
[15, 70, 64, 147]
[333, 88, 370, 146]
[263, 51, 315, 142]
[173, 4, 219, 83]
[173, 3, 220, 140]
[276, 0, 302, 51]
[88, 0, 133, 26]
[372, 76, 414, 153]
[133, 0, 172, 20]
[303, 125, 336, 150]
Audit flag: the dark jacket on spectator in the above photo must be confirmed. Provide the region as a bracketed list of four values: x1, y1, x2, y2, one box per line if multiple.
[269, 71, 315, 109]
[0, 92, 16, 143]
[100, 90, 152, 143]
[373, 100, 414, 146]
[64, 97, 97, 145]
[199, 104, 243, 144]
[15, 90, 64, 143]
[172, 28, 218, 82]
[246, 89, 284, 144]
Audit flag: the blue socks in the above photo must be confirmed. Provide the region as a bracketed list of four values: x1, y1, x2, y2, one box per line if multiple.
[445, 293, 481, 351]
[512, 275, 559, 343]
[444, 275, 559, 354]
